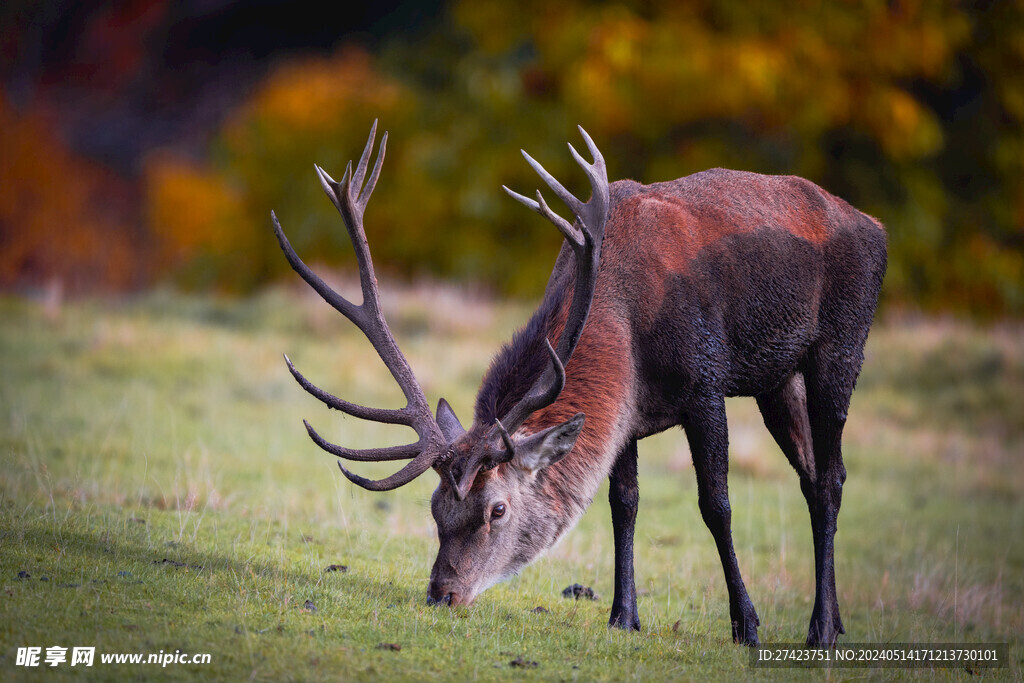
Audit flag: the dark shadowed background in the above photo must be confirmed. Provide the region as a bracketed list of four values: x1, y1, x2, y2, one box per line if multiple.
[1, 0, 1022, 314]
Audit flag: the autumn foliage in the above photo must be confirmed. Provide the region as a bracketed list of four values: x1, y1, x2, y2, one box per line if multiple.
[0, 95, 140, 293]
[2, 1, 1022, 314]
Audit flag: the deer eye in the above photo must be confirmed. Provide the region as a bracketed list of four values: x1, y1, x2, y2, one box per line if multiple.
[490, 503, 506, 520]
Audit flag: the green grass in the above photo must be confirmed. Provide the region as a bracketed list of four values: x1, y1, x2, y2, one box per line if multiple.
[1, 287, 1022, 680]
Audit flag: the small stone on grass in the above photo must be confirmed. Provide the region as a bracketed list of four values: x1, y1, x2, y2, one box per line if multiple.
[510, 656, 539, 668]
[561, 583, 598, 600]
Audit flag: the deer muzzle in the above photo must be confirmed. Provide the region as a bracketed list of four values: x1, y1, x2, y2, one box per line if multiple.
[426, 577, 475, 607]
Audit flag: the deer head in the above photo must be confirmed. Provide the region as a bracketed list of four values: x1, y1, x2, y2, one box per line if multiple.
[273, 122, 609, 606]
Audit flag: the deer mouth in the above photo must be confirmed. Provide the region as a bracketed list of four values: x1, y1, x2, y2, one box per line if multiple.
[426, 590, 475, 607]
[426, 577, 480, 607]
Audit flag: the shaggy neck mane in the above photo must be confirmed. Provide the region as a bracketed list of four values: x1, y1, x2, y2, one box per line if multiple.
[473, 285, 566, 427]
[474, 265, 633, 534]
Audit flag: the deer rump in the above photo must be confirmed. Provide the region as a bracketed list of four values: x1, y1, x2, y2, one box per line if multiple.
[273, 124, 887, 649]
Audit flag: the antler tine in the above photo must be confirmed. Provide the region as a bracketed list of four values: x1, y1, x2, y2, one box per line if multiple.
[274, 123, 453, 492]
[313, 132, 426, 410]
[351, 119, 377, 193]
[272, 210, 362, 328]
[314, 163, 343, 214]
[305, 420, 422, 461]
[359, 131, 387, 208]
[521, 150, 585, 219]
[575, 125, 606, 173]
[566, 128, 609, 238]
[567, 142, 605, 200]
[534, 190, 584, 246]
[501, 184, 539, 211]
[498, 337, 566, 435]
[336, 449, 441, 491]
[494, 418, 516, 458]
[501, 185, 581, 246]
[285, 354, 409, 425]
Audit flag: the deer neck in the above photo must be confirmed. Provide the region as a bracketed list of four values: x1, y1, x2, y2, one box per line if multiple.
[521, 311, 635, 541]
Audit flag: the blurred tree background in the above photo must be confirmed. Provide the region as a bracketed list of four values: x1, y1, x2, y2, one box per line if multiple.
[1, 0, 1022, 314]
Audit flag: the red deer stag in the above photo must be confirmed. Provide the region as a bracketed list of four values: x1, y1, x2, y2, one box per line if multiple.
[272, 121, 887, 647]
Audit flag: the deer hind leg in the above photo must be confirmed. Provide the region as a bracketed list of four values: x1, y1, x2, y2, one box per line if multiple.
[800, 345, 865, 648]
[608, 439, 641, 631]
[683, 395, 760, 645]
[765, 346, 859, 647]
[757, 372, 845, 646]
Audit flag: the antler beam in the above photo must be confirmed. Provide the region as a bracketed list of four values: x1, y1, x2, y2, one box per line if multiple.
[497, 126, 610, 438]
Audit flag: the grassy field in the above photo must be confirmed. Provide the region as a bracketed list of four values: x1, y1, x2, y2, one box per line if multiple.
[1, 286, 1022, 680]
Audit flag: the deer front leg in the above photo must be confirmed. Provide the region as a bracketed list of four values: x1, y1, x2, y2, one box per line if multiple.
[608, 439, 641, 631]
[683, 396, 760, 646]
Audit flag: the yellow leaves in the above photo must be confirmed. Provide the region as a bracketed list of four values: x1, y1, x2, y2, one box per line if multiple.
[999, 80, 1024, 124]
[561, 11, 647, 134]
[140, 47, 413, 290]
[865, 0, 970, 79]
[455, 0, 970, 164]
[700, 40, 789, 124]
[863, 87, 943, 159]
[225, 47, 407, 147]
[953, 233, 1024, 314]
[144, 154, 249, 265]
[733, 42, 784, 102]
[569, 60, 632, 135]
[0, 0, 1017, 314]
[591, 11, 649, 74]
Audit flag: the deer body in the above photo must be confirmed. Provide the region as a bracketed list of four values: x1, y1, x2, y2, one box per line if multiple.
[275, 126, 886, 648]
[457, 169, 885, 643]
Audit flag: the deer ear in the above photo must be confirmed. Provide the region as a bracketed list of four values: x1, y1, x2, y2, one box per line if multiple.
[513, 413, 585, 473]
[436, 398, 465, 442]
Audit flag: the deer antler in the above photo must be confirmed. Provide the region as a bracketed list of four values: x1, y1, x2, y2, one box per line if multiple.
[498, 126, 610, 444]
[273, 121, 453, 491]
[442, 127, 608, 497]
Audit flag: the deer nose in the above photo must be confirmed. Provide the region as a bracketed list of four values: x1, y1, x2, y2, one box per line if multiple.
[426, 592, 452, 607]
[426, 580, 450, 606]
[427, 591, 466, 606]
[427, 582, 466, 607]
